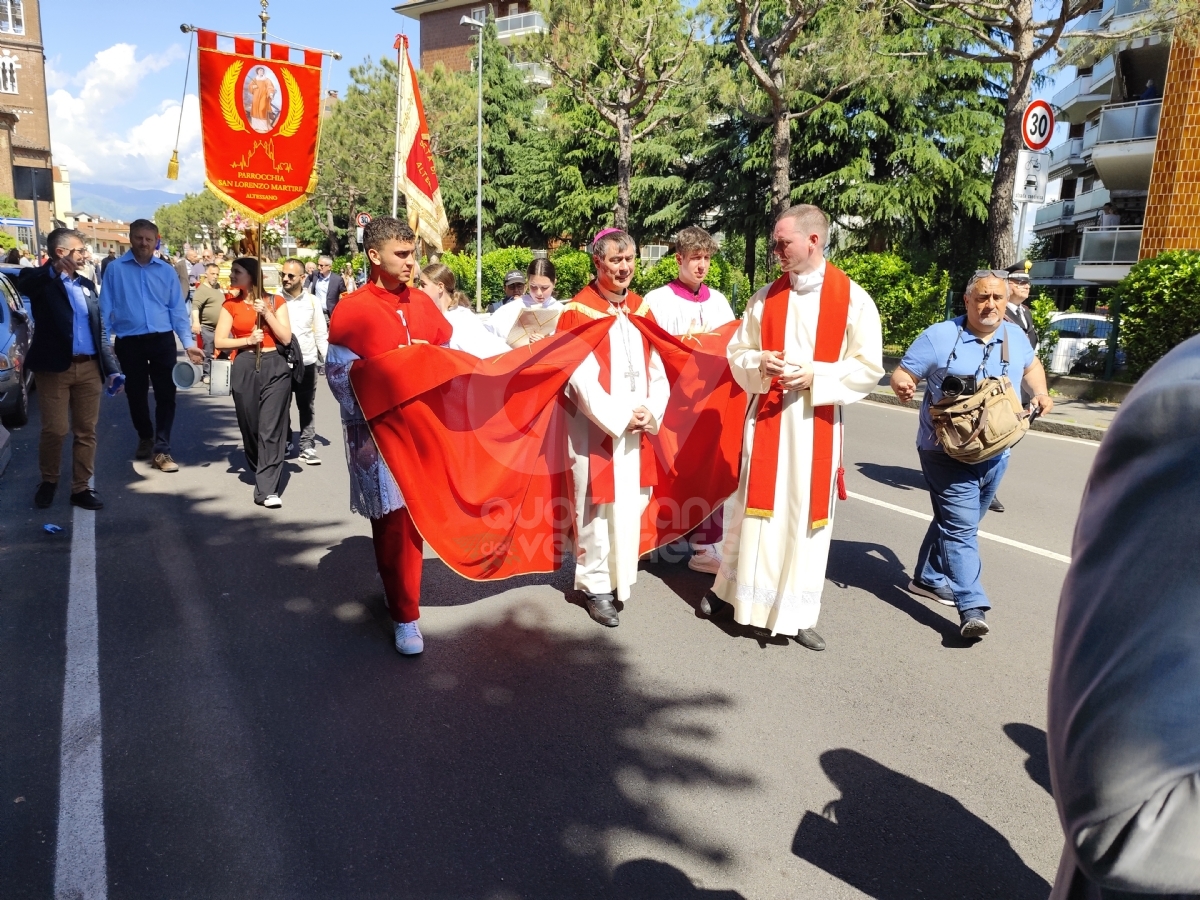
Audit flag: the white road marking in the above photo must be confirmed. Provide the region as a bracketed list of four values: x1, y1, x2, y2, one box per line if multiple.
[54, 504, 108, 900]
[847, 490, 1073, 564]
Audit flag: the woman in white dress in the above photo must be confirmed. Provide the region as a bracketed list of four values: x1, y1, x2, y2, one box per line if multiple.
[418, 263, 510, 359]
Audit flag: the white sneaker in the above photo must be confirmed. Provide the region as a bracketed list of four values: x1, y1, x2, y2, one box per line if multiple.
[262, 494, 283, 509]
[299, 447, 321, 465]
[688, 544, 722, 574]
[394, 620, 424, 655]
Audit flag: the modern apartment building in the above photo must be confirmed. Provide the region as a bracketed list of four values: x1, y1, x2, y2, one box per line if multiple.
[1031, 0, 1168, 306]
[393, 0, 550, 85]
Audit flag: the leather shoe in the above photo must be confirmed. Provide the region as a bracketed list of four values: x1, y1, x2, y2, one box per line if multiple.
[135, 437, 154, 460]
[988, 495, 1005, 513]
[584, 592, 619, 627]
[795, 628, 826, 651]
[70, 489, 104, 511]
[698, 591, 732, 618]
[34, 481, 56, 508]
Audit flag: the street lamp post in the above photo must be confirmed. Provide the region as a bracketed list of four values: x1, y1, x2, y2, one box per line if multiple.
[460, 14, 484, 312]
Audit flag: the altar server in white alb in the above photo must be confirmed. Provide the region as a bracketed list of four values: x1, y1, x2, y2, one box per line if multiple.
[643, 226, 735, 336]
[707, 205, 883, 651]
[643, 225, 736, 575]
[558, 229, 669, 629]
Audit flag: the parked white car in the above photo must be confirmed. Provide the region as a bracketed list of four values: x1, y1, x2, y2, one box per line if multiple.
[1045, 312, 1116, 375]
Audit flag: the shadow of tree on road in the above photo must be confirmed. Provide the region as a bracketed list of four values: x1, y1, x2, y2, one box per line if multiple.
[90, 390, 756, 898]
[792, 749, 1051, 899]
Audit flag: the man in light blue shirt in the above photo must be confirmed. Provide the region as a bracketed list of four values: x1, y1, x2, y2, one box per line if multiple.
[100, 218, 203, 472]
[890, 271, 1053, 640]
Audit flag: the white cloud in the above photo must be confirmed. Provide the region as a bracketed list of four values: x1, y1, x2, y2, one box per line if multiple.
[49, 43, 205, 193]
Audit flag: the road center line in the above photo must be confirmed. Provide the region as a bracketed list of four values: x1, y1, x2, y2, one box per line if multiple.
[846, 490, 1073, 564]
[54, 503, 108, 900]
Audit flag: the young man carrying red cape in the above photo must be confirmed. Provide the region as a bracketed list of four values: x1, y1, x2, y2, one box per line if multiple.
[325, 217, 452, 656]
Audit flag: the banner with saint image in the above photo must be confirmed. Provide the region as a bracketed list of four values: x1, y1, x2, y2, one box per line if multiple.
[196, 30, 323, 223]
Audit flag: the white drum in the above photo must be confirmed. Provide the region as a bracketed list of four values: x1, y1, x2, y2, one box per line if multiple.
[209, 358, 232, 397]
[172, 361, 203, 390]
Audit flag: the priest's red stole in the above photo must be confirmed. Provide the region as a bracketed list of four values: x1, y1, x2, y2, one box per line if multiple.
[745, 266, 851, 529]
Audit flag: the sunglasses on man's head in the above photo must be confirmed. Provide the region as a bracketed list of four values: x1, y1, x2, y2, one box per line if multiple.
[973, 269, 1010, 279]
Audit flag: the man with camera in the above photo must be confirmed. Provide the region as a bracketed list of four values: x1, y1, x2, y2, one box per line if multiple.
[889, 271, 1053, 639]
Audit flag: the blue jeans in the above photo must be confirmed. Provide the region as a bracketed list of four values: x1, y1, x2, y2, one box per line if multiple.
[915, 449, 1009, 614]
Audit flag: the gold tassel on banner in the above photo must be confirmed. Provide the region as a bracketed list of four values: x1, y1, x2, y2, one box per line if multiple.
[167, 31, 195, 180]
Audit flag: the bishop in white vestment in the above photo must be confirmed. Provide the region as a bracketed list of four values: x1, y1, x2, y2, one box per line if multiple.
[561, 230, 669, 627]
[712, 207, 883, 647]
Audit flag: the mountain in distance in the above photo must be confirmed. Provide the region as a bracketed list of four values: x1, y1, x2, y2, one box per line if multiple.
[71, 182, 187, 222]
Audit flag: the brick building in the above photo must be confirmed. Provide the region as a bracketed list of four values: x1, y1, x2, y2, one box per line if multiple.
[0, 0, 56, 245]
[393, 0, 546, 75]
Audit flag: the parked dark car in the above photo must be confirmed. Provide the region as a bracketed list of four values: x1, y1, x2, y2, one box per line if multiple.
[0, 264, 34, 428]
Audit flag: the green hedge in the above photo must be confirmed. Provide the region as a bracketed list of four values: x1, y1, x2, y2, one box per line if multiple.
[834, 253, 948, 350]
[1115, 250, 1200, 377]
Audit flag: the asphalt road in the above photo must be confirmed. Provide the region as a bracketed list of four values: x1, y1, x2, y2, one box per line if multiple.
[0, 376, 1100, 899]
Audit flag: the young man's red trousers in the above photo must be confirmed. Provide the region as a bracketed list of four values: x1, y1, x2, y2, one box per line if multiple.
[370, 507, 423, 623]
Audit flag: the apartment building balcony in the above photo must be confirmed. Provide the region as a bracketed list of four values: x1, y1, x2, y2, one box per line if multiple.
[1053, 54, 1116, 124]
[496, 11, 546, 43]
[1090, 99, 1160, 190]
[1074, 226, 1142, 282]
[1048, 137, 1086, 179]
[1073, 186, 1112, 220]
[1034, 199, 1075, 230]
[1030, 257, 1080, 282]
[512, 61, 551, 86]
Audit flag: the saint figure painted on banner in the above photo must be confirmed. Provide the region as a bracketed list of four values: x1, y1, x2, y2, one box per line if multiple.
[244, 66, 280, 134]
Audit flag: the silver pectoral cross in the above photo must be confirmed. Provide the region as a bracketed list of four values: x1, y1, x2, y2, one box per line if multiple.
[624, 361, 640, 391]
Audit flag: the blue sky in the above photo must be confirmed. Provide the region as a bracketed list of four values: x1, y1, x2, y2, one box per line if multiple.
[42, 0, 422, 194]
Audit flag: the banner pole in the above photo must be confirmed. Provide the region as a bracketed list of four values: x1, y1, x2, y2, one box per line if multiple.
[255, 221, 264, 373]
[392, 37, 405, 218]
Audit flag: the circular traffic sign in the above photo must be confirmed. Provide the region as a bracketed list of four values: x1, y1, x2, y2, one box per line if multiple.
[356, 212, 372, 227]
[1022, 100, 1055, 152]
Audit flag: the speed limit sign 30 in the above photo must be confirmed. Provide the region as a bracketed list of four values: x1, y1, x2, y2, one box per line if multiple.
[1022, 100, 1055, 152]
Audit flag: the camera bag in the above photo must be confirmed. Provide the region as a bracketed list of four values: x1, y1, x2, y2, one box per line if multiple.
[930, 326, 1029, 464]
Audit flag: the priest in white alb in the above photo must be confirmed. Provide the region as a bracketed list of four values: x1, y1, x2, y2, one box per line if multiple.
[707, 205, 884, 650]
[558, 229, 669, 628]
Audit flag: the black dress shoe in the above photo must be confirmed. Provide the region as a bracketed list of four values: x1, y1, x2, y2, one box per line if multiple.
[34, 481, 56, 508]
[988, 495, 1005, 513]
[135, 437, 154, 461]
[795, 628, 826, 651]
[699, 591, 733, 618]
[70, 489, 104, 511]
[584, 592, 620, 628]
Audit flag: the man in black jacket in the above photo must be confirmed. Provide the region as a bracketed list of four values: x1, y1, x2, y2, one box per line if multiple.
[303, 256, 346, 317]
[21, 228, 122, 510]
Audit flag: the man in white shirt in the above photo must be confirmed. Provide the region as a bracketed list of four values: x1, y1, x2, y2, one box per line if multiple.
[280, 258, 329, 465]
[643, 226, 736, 574]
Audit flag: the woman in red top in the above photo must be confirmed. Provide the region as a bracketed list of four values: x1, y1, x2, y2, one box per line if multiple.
[214, 257, 293, 509]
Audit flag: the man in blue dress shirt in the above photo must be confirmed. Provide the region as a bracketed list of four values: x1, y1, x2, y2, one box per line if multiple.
[100, 218, 204, 472]
[890, 271, 1053, 640]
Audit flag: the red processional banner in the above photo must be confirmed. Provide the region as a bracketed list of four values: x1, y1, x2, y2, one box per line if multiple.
[196, 31, 323, 223]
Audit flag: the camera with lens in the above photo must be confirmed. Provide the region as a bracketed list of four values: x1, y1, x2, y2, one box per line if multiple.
[941, 374, 977, 398]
